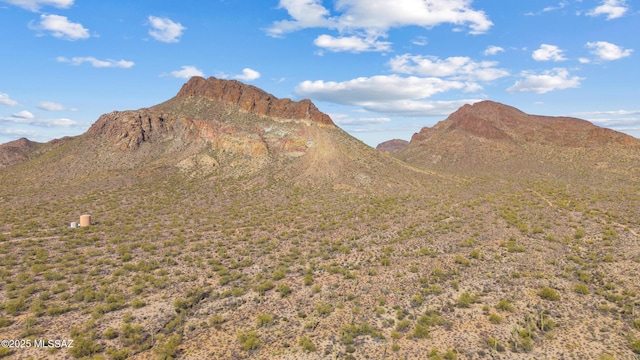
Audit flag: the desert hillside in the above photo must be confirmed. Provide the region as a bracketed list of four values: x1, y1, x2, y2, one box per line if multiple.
[1, 82, 639, 360]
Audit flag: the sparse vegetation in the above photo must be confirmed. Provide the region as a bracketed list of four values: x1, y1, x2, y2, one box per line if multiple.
[0, 90, 638, 359]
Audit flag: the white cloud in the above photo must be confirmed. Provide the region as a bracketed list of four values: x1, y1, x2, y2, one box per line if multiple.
[586, 41, 633, 61]
[388, 54, 509, 81]
[1, 0, 73, 12]
[335, 0, 493, 35]
[331, 114, 391, 125]
[532, 44, 567, 62]
[578, 58, 591, 64]
[12, 110, 34, 119]
[57, 56, 135, 68]
[30, 14, 89, 40]
[233, 68, 261, 81]
[573, 109, 640, 117]
[314, 34, 391, 53]
[411, 36, 428, 46]
[543, 1, 568, 12]
[296, 75, 466, 105]
[0, 93, 19, 107]
[360, 99, 481, 117]
[267, 0, 493, 42]
[37, 101, 74, 111]
[484, 45, 504, 56]
[586, 0, 628, 20]
[148, 16, 185, 43]
[267, 0, 335, 37]
[0, 115, 80, 127]
[170, 66, 204, 79]
[507, 68, 583, 94]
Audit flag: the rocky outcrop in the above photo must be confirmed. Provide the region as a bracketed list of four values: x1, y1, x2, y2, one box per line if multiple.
[376, 139, 409, 153]
[176, 76, 334, 127]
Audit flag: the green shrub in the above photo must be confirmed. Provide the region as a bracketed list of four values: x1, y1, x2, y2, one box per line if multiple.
[489, 313, 503, 324]
[131, 298, 146, 308]
[256, 313, 274, 327]
[574, 283, 590, 295]
[103, 327, 118, 339]
[315, 302, 333, 317]
[155, 334, 181, 360]
[538, 287, 560, 301]
[298, 336, 316, 352]
[396, 319, 412, 332]
[411, 323, 430, 339]
[277, 284, 291, 297]
[69, 336, 102, 358]
[254, 281, 274, 295]
[496, 299, 515, 312]
[457, 292, 478, 308]
[237, 331, 260, 351]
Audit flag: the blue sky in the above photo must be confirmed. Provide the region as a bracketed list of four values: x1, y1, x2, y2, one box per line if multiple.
[0, 0, 638, 147]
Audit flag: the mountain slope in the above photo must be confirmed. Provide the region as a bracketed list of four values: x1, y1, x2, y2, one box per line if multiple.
[1, 76, 434, 191]
[395, 100, 640, 180]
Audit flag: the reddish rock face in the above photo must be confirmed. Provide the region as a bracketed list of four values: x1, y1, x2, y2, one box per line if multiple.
[376, 139, 409, 153]
[0, 138, 38, 167]
[409, 100, 639, 148]
[176, 76, 334, 127]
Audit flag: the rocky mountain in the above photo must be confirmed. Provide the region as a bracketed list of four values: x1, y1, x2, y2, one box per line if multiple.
[0, 136, 73, 168]
[376, 139, 409, 153]
[0, 138, 39, 168]
[395, 100, 640, 177]
[0, 76, 430, 190]
[1, 88, 640, 359]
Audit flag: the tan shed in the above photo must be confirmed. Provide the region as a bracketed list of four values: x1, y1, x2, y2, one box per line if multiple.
[79, 214, 92, 227]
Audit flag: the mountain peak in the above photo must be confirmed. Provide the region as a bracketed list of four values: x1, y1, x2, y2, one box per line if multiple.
[413, 100, 638, 148]
[176, 76, 334, 127]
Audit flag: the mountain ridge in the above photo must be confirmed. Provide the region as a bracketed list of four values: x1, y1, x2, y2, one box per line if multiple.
[409, 100, 639, 148]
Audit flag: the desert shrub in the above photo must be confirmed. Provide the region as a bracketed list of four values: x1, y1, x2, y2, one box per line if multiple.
[454, 255, 470, 266]
[457, 292, 478, 308]
[489, 313, 503, 324]
[574, 283, 590, 295]
[410, 292, 423, 307]
[340, 322, 384, 345]
[69, 336, 102, 358]
[277, 284, 291, 297]
[237, 330, 260, 351]
[486, 336, 505, 352]
[0, 316, 12, 328]
[303, 273, 313, 285]
[103, 327, 118, 339]
[396, 319, 412, 332]
[272, 269, 286, 280]
[155, 334, 181, 360]
[254, 281, 274, 295]
[315, 302, 333, 317]
[298, 336, 316, 352]
[256, 313, 274, 327]
[418, 312, 445, 327]
[496, 299, 515, 312]
[538, 287, 560, 301]
[411, 323, 430, 339]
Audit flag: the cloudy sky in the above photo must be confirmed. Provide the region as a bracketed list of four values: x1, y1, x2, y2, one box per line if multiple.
[0, 0, 638, 146]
